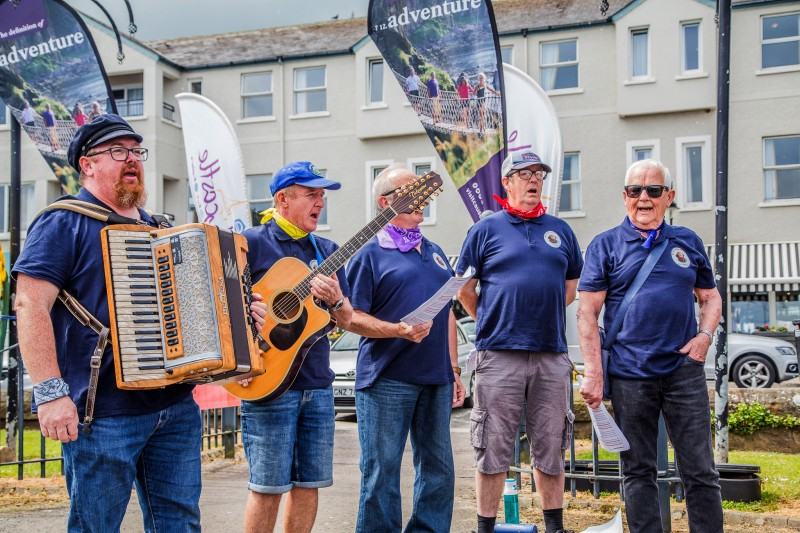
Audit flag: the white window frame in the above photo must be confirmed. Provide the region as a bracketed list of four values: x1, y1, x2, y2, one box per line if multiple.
[626, 139, 661, 169]
[188, 79, 203, 95]
[629, 27, 651, 80]
[0, 99, 8, 129]
[112, 85, 144, 117]
[675, 135, 712, 210]
[246, 173, 274, 227]
[240, 71, 274, 121]
[763, 135, 800, 203]
[365, 159, 394, 222]
[0, 182, 36, 234]
[293, 66, 328, 117]
[540, 39, 579, 93]
[680, 21, 703, 75]
[407, 157, 438, 226]
[559, 152, 582, 214]
[366, 58, 385, 106]
[501, 45, 514, 65]
[314, 169, 331, 231]
[760, 12, 800, 72]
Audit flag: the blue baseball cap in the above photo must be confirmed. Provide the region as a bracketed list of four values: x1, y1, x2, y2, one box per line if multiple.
[68, 114, 143, 170]
[269, 161, 342, 196]
[501, 151, 552, 177]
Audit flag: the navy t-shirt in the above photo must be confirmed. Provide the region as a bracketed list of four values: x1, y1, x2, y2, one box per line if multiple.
[578, 218, 716, 379]
[346, 237, 454, 389]
[243, 220, 351, 390]
[12, 189, 193, 419]
[456, 211, 583, 353]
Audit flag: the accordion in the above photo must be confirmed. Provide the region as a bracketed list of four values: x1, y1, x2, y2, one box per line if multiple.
[100, 223, 264, 389]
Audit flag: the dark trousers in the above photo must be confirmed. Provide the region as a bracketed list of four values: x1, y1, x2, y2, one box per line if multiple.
[611, 357, 724, 533]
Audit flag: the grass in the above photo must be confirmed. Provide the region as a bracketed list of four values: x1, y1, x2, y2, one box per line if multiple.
[0, 429, 64, 479]
[570, 443, 800, 513]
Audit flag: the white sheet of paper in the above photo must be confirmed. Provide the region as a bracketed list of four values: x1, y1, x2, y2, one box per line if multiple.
[577, 376, 630, 453]
[580, 509, 624, 533]
[400, 268, 474, 326]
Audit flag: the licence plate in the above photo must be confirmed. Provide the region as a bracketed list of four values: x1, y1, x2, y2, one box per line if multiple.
[333, 386, 354, 397]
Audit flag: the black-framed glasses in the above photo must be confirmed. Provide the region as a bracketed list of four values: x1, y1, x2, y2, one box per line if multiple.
[86, 146, 149, 162]
[513, 169, 548, 181]
[624, 184, 670, 198]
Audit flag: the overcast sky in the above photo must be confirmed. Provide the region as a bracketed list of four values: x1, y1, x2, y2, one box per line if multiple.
[67, 0, 369, 41]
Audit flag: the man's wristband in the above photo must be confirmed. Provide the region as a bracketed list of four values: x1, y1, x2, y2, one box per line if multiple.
[330, 298, 345, 312]
[698, 329, 713, 342]
[453, 366, 461, 376]
[33, 377, 70, 405]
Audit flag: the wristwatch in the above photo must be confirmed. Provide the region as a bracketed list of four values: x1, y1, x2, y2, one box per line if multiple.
[330, 298, 345, 312]
[452, 366, 462, 376]
[698, 329, 713, 342]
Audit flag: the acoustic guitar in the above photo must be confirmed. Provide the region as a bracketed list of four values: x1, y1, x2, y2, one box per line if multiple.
[224, 171, 443, 401]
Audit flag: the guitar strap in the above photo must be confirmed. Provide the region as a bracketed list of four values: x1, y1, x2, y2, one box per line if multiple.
[32, 199, 170, 433]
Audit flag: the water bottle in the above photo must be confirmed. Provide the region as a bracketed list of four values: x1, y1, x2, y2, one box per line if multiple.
[503, 478, 520, 524]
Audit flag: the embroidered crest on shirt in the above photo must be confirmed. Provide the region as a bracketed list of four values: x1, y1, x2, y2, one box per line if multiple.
[544, 231, 561, 248]
[671, 247, 690, 268]
[433, 252, 448, 270]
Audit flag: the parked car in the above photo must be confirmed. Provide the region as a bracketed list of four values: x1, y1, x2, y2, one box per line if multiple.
[461, 301, 798, 389]
[330, 321, 476, 415]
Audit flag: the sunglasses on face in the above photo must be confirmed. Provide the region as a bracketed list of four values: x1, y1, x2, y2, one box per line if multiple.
[624, 184, 670, 198]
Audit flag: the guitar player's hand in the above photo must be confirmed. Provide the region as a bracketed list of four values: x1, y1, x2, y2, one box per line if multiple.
[310, 273, 344, 308]
[249, 292, 267, 333]
[397, 321, 432, 343]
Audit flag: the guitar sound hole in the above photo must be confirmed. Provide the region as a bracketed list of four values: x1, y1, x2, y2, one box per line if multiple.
[273, 291, 301, 320]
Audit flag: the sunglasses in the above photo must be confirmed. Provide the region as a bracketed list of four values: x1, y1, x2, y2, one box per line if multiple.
[624, 185, 670, 198]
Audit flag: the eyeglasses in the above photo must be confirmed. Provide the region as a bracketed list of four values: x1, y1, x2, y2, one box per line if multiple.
[86, 146, 149, 162]
[513, 169, 548, 181]
[624, 184, 670, 198]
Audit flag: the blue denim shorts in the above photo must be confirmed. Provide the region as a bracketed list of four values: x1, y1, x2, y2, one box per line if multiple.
[241, 387, 335, 494]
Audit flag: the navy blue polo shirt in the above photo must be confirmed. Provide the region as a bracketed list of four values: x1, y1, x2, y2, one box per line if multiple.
[579, 218, 716, 379]
[456, 211, 583, 353]
[243, 220, 350, 390]
[346, 237, 454, 389]
[12, 189, 193, 419]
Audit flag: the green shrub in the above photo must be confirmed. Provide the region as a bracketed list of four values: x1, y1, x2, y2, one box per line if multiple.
[721, 402, 800, 435]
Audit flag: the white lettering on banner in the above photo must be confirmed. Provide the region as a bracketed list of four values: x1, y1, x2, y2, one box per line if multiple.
[373, 0, 483, 32]
[0, 31, 85, 66]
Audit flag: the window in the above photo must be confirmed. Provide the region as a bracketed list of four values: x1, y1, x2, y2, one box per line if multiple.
[776, 291, 800, 330]
[314, 169, 330, 228]
[762, 12, 800, 69]
[0, 183, 35, 232]
[187, 187, 198, 224]
[731, 293, 769, 333]
[681, 21, 701, 73]
[366, 161, 393, 220]
[559, 153, 581, 212]
[501, 45, 513, 65]
[294, 66, 327, 114]
[676, 136, 711, 208]
[410, 160, 437, 225]
[0, 99, 7, 126]
[626, 139, 660, 168]
[246, 174, 273, 227]
[112, 87, 144, 117]
[367, 59, 384, 105]
[634, 148, 652, 160]
[630, 28, 650, 78]
[764, 136, 800, 200]
[241, 72, 273, 119]
[540, 40, 578, 91]
[189, 80, 203, 95]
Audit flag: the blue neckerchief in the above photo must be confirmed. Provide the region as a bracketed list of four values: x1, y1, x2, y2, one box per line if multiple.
[307, 233, 324, 266]
[627, 218, 665, 249]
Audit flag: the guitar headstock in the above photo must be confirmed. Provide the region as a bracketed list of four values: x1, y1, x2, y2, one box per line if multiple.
[391, 171, 444, 215]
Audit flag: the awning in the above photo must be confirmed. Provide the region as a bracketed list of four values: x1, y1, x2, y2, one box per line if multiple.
[446, 241, 800, 293]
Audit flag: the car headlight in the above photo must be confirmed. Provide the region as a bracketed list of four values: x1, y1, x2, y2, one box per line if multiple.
[776, 346, 796, 356]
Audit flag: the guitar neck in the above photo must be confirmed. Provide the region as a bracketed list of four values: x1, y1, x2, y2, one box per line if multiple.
[293, 206, 399, 300]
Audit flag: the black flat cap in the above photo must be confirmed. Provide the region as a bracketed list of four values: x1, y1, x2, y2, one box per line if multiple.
[67, 114, 143, 170]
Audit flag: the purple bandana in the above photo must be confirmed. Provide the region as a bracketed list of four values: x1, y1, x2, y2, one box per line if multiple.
[377, 224, 423, 252]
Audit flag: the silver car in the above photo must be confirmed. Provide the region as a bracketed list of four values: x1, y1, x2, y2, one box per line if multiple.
[330, 322, 476, 415]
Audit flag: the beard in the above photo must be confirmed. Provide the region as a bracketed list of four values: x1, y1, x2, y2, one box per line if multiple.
[114, 166, 146, 208]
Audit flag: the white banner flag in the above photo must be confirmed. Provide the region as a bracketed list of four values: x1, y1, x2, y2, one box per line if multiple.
[176, 93, 250, 232]
[503, 63, 563, 214]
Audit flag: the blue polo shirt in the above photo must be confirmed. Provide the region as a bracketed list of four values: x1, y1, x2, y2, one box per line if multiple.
[243, 220, 350, 390]
[456, 211, 583, 353]
[12, 189, 193, 419]
[578, 218, 716, 379]
[346, 237, 454, 390]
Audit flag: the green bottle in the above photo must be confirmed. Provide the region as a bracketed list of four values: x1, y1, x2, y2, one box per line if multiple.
[503, 478, 520, 524]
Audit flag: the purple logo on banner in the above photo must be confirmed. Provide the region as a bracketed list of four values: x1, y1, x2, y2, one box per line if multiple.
[0, 0, 47, 42]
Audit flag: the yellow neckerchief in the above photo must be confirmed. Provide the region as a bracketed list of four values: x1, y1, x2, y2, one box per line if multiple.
[259, 208, 307, 238]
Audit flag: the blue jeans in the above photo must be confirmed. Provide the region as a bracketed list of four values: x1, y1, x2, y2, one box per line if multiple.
[355, 378, 454, 533]
[241, 387, 335, 493]
[611, 357, 723, 533]
[62, 395, 202, 532]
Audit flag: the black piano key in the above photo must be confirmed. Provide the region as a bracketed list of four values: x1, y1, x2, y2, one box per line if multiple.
[131, 292, 157, 297]
[129, 273, 155, 279]
[126, 254, 152, 260]
[125, 246, 151, 252]
[127, 265, 153, 271]
[134, 330, 161, 335]
[139, 364, 166, 370]
[136, 346, 163, 351]
[133, 319, 160, 324]
[129, 284, 156, 289]
[137, 357, 163, 362]
[132, 299, 158, 305]
[136, 337, 162, 343]
[133, 311, 159, 316]
[124, 238, 150, 244]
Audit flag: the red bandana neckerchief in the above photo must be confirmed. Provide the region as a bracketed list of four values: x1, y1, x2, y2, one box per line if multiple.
[493, 194, 547, 219]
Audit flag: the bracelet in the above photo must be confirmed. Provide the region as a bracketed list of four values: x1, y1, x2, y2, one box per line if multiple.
[452, 366, 461, 376]
[330, 298, 345, 312]
[33, 377, 70, 405]
[698, 329, 713, 342]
